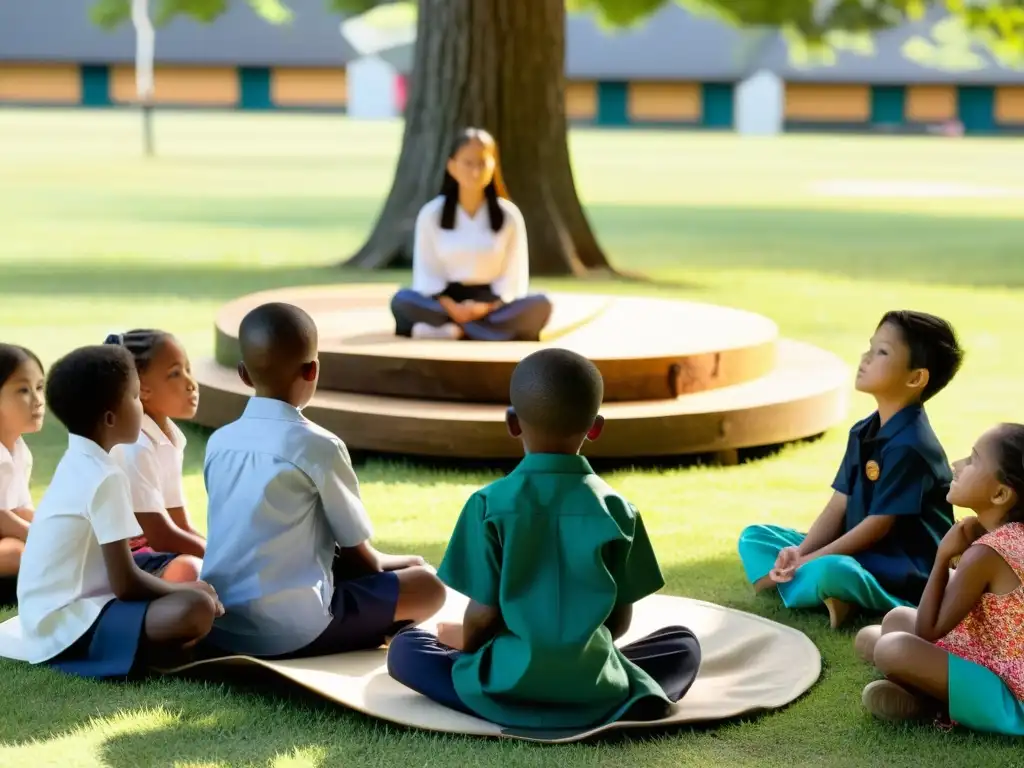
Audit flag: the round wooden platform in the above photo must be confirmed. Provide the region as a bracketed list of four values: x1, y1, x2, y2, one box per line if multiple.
[192, 339, 849, 460]
[213, 284, 779, 403]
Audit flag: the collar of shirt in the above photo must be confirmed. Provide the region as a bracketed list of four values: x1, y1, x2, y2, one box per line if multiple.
[514, 453, 594, 476]
[140, 413, 186, 449]
[856, 404, 923, 445]
[67, 433, 116, 466]
[0, 439, 14, 467]
[242, 396, 306, 423]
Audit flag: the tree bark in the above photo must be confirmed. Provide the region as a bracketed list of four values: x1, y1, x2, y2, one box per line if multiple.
[345, 0, 614, 276]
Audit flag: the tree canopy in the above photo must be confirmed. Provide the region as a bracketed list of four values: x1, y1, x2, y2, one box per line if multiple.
[92, 0, 1024, 62]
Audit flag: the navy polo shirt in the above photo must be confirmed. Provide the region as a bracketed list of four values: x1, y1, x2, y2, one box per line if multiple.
[831, 404, 954, 604]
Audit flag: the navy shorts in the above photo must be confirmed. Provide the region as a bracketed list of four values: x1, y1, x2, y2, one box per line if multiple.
[46, 598, 150, 679]
[270, 569, 403, 659]
[133, 551, 178, 575]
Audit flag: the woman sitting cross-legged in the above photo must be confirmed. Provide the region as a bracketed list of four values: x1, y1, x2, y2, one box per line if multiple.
[390, 127, 553, 342]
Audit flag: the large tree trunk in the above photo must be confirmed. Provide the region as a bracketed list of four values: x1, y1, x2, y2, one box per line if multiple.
[345, 0, 614, 276]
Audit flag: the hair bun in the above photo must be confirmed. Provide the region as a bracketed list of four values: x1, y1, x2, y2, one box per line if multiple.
[103, 333, 124, 346]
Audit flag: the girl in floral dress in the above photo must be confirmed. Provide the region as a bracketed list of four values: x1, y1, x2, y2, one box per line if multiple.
[855, 422, 1024, 734]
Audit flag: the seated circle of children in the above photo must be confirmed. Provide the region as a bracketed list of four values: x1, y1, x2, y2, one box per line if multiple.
[0, 344, 45, 599]
[16, 344, 222, 678]
[105, 331, 205, 582]
[386, 348, 702, 729]
[738, 311, 964, 628]
[855, 424, 1024, 734]
[199, 302, 446, 659]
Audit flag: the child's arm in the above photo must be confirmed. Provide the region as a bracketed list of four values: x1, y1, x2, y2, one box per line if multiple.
[94, 475, 219, 607]
[605, 603, 632, 640]
[795, 492, 848, 555]
[166, 506, 205, 541]
[0, 508, 30, 541]
[135, 511, 206, 557]
[101, 538, 216, 603]
[799, 514, 894, 562]
[336, 541, 424, 578]
[915, 518, 992, 641]
[461, 600, 502, 653]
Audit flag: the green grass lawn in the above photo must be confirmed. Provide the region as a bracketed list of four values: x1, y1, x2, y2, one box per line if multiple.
[1, 108, 1023, 767]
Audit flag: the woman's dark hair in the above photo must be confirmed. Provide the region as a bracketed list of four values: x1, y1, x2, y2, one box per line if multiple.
[0, 344, 43, 390]
[439, 127, 508, 233]
[104, 329, 170, 374]
[994, 423, 1024, 524]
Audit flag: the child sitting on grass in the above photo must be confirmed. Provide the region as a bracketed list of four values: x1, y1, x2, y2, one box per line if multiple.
[738, 310, 963, 627]
[387, 348, 701, 730]
[16, 344, 220, 678]
[856, 423, 1024, 734]
[200, 302, 445, 659]
[0, 344, 45, 602]
[107, 330, 205, 582]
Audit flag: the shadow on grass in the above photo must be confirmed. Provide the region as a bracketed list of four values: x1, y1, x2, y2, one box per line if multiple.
[584, 204, 1024, 289]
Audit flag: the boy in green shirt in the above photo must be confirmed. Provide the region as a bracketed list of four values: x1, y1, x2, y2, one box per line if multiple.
[386, 348, 701, 730]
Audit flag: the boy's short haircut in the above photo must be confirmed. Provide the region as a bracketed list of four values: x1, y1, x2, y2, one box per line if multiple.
[878, 310, 964, 402]
[509, 348, 603, 437]
[45, 345, 136, 438]
[238, 302, 318, 387]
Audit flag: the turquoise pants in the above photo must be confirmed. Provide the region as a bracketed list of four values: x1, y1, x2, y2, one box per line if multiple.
[737, 524, 910, 613]
[949, 653, 1024, 735]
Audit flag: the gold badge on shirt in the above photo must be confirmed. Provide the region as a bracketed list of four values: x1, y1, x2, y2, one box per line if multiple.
[865, 460, 880, 482]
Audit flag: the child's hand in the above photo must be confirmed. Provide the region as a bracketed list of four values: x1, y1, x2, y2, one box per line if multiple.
[938, 517, 986, 564]
[437, 621, 464, 650]
[184, 580, 225, 617]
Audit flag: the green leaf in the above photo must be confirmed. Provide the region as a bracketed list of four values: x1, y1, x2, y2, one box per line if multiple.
[89, 0, 132, 29]
[327, 0, 387, 15]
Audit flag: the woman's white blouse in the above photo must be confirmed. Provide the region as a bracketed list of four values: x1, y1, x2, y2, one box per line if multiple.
[411, 195, 529, 303]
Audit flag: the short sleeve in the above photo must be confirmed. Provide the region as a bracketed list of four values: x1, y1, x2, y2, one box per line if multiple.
[607, 509, 666, 606]
[89, 473, 144, 545]
[312, 439, 373, 548]
[491, 203, 529, 304]
[161, 451, 187, 509]
[437, 493, 501, 607]
[831, 436, 855, 495]
[118, 447, 166, 513]
[867, 447, 928, 518]
[410, 203, 447, 297]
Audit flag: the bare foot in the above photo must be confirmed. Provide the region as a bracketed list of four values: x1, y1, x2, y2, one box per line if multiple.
[854, 624, 882, 663]
[825, 597, 855, 629]
[862, 680, 929, 722]
[753, 575, 777, 594]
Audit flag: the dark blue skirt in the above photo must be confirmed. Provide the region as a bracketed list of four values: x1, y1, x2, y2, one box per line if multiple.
[47, 598, 150, 679]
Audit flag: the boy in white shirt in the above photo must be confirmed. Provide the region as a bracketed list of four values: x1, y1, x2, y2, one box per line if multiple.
[201, 302, 446, 658]
[15, 344, 221, 678]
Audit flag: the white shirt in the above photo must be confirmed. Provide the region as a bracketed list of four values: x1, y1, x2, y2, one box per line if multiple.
[411, 195, 529, 303]
[110, 414, 187, 513]
[16, 435, 143, 663]
[0, 437, 33, 511]
[201, 397, 374, 656]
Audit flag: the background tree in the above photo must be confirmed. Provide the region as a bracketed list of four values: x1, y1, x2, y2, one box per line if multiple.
[93, 0, 1024, 274]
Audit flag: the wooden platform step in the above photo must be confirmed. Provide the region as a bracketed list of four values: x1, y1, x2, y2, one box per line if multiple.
[191, 340, 849, 460]
[212, 284, 779, 403]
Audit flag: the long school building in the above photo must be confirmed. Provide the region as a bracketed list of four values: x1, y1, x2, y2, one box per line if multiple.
[1, 2, 1022, 133]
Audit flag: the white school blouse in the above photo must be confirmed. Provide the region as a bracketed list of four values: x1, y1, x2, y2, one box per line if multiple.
[110, 414, 187, 514]
[17, 435, 143, 663]
[411, 195, 530, 304]
[0, 437, 33, 511]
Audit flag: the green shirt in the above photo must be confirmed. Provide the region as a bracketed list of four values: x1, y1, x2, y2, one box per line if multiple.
[437, 453, 668, 729]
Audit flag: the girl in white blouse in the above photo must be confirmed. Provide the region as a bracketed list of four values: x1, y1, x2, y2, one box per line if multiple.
[391, 128, 552, 341]
[0, 344, 44, 598]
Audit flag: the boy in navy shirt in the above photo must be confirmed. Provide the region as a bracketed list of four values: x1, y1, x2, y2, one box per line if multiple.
[738, 311, 964, 628]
